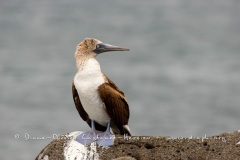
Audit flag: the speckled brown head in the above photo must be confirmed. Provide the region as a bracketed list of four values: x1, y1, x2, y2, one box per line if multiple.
[75, 38, 130, 58]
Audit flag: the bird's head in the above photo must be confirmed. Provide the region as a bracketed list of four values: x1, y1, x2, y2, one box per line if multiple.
[75, 38, 129, 58]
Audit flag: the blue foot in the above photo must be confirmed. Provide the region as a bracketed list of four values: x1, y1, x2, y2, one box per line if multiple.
[76, 120, 115, 146]
[75, 131, 99, 145]
[96, 131, 115, 147]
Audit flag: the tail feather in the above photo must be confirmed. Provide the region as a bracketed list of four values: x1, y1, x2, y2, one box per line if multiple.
[123, 125, 131, 136]
[111, 123, 132, 136]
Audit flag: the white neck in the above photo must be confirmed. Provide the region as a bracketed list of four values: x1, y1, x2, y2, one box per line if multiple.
[75, 58, 104, 84]
[79, 58, 101, 72]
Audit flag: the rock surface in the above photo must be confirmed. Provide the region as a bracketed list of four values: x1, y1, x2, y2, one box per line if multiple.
[36, 131, 240, 160]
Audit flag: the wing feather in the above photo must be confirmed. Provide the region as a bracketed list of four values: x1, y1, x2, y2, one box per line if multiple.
[98, 78, 130, 135]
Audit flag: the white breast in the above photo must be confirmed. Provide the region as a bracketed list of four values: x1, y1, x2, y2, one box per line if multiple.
[74, 58, 110, 126]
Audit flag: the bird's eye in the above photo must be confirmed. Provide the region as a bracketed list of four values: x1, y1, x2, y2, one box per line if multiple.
[96, 44, 100, 48]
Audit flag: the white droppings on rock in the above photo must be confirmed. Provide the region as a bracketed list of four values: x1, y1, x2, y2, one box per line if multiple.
[42, 155, 49, 160]
[63, 131, 99, 160]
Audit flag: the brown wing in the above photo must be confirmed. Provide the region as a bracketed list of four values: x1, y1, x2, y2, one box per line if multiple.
[98, 79, 130, 135]
[72, 81, 107, 131]
[103, 74, 125, 96]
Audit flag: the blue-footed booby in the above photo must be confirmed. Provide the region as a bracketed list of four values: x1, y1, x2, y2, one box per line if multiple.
[72, 38, 131, 146]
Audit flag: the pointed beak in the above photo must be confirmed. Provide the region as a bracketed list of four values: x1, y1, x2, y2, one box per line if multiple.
[93, 43, 130, 54]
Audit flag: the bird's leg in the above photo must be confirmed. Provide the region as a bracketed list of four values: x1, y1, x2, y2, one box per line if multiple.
[97, 119, 115, 147]
[76, 120, 99, 145]
[91, 119, 97, 137]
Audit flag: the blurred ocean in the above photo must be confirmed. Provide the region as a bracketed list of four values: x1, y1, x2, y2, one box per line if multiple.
[1, 0, 240, 159]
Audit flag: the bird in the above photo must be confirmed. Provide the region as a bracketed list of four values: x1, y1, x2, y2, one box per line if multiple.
[72, 38, 131, 146]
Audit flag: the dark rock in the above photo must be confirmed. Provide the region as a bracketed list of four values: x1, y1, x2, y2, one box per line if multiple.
[36, 131, 240, 160]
